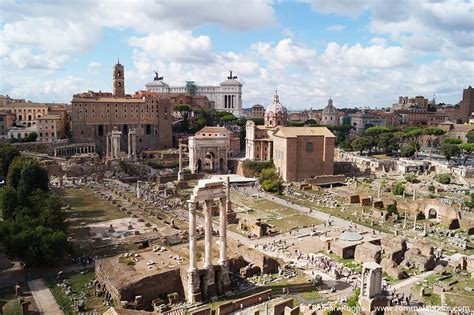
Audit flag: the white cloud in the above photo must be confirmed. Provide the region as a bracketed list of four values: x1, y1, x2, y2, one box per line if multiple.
[321, 43, 410, 68]
[307, 0, 370, 17]
[326, 24, 346, 32]
[128, 31, 213, 64]
[87, 61, 102, 74]
[252, 39, 316, 69]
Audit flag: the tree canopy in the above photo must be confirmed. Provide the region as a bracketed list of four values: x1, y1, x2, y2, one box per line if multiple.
[0, 144, 20, 177]
[0, 156, 70, 266]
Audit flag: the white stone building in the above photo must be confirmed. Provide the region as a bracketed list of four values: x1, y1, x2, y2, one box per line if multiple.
[321, 98, 339, 126]
[145, 71, 243, 117]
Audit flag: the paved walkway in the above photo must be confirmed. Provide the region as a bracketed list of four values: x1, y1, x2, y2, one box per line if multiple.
[28, 278, 64, 315]
[392, 270, 435, 290]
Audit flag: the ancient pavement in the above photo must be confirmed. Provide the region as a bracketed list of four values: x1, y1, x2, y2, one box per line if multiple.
[29, 278, 64, 315]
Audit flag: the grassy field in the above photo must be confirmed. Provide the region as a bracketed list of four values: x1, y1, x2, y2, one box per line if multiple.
[62, 188, 127, 239]
[0, 285, 21, 315]
[45, 269, 107, 314]
[268, 214, 323, 232]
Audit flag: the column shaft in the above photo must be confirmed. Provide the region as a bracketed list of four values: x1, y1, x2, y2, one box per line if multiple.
[188, 201, 197, 271]
[204, 200, 213, 269]
[219, 197, 227, 263]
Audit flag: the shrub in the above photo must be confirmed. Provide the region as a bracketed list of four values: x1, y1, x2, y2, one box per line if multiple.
[428, 184, 435, 193]
[387, 204, 398, 214]
[400, 143, 416, 158]
[391, 182, 405, 196]
[404, 173, 417, 183]
[436, 173, 451, 185]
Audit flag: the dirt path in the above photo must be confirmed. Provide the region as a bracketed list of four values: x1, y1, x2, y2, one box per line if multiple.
[28, 278, 64, 315]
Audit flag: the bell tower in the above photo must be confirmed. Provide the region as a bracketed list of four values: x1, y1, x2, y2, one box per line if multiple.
[113, 61, 125, 97]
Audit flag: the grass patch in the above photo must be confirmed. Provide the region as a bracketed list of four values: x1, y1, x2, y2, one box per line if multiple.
[268, 214, 323, 232]
[0, 286, 21, 315]
[45, 269, 107, 313]
[62, 188, 127, 240]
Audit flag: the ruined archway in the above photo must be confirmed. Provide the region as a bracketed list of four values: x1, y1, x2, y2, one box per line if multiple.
[205, 152, 216, 171]
[428, 208, 437, 219]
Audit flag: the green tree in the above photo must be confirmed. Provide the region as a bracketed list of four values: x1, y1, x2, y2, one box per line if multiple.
[443, 137, 462, 145]
[459, 143, 474, 165]
[7, 157, 49, 198]
[404, 173, 417, 183]
[466, 130, 474, 143]
[0, 144, 20, 178]
[422, 128, 445, 160]
[259, 167, 283, 193]
[440, 143, 460, 161]
[391, 182, 405, 196]
[351, 136, 375, 154]
[436, 173, 451, 185]
[173, 104, 192, 132]
[378, 132, 399, 154]
[400, 142, 417, 158]
[0, 157, 70, 267]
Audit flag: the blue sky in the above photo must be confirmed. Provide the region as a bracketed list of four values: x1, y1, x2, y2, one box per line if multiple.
[0, 0, 473, 110]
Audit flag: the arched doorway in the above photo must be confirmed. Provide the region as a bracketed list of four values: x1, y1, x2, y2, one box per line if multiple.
[123, 124, 128, 135]
[417, 212, 426, 220]
[219, 158, 224, 173]
[98, 125, 104, 136]
[205, 152, 215, 171]
[197, 159, 202, 172]
[428, 208, 437, 219]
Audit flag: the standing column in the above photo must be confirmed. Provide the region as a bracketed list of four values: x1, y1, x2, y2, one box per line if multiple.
[188, 201, 198, 271]
[203, 200, 213, 269]
[178, 139, 184, 181]
[136, 180, 141, 199]
[218, 197, 227, 263]
[128, 131, 132, 159]
[132, 130, 136, 160]
[106, 134, 110, 157]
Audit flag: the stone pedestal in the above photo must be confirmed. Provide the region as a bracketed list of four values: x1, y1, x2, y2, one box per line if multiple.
[187, 269, 201, 303]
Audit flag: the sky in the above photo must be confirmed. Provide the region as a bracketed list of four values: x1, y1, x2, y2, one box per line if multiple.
[0, 0, 473, 110]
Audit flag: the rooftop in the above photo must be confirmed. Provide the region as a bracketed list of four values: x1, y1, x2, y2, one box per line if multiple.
[274, 127, 335, 138]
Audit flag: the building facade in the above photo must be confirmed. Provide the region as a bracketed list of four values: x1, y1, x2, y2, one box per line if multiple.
[351, 110, 387, 132]
[37, 115, 66, 142]
[459, 86, 474, 123]
[250, 104, 265, 119]
[245, 92, 335, 181]
[145, 71, 243, 117]
[71, 62, 172, 155]
[273, 127, 335, 181]
[321, 98, 339, 126]
[0, 111, 14, 139]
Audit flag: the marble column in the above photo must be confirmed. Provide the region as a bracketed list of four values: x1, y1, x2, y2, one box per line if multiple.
[106, 134, 110, 157]
[203, 200, 213, 269]
[413, 188, 416, 201]
[178, 139, 184, 181]
[218, 197, 227, 263]
[188, 201, 198, 271]
[136, 180, 141, 199]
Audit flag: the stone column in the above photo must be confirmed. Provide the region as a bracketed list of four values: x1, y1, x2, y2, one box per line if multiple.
[128, 131, 132, 159]
[203, 200, 213, 269]
[187, 200, 201, 303]
[413, 188, 416, 201]
[132, 130, 136, 160]
[178, 139, 184, 181]
[106, 134, 110, 157]
[136, 180, 141, 199]
[226, 176, 237, 223]
[188, 201, 198, 271]
[218, 197, 227, 263]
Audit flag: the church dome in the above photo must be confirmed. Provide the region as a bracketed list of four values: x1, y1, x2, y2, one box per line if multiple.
[266, 91, 287, 115]
[322, 98, 337, 115]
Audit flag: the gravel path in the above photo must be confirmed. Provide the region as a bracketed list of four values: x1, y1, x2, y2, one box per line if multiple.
[28, 278, 64, 315]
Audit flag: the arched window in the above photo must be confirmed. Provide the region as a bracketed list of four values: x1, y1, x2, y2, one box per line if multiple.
[98, 125, 104, 136]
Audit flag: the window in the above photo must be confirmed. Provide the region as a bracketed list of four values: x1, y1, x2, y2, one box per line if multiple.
[306, 142, 313, 152]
